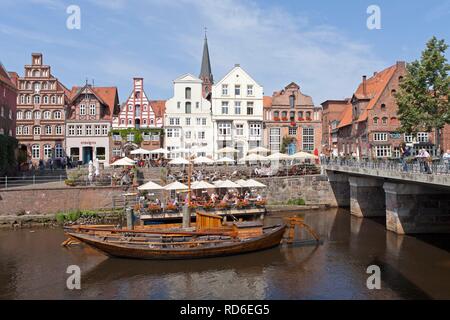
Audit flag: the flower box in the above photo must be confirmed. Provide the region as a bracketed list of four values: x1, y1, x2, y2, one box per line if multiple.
[281, 117, 288, 121]
[298, 117, 304, 121]
[148, 204, 162, 213]
[274, 117, 280, 121]
[166, 204, 178, 211]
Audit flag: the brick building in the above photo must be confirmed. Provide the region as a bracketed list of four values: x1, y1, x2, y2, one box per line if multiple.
[0, 62, 17, 137]
[66, 84, 120, 165]
[15, 53, 70, 165]
[263, 82, 322, 154]
[321, 99, 350, 157]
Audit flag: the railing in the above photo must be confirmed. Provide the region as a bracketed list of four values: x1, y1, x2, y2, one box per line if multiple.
[0, 175, 113, 190]
[322, 158, 450, 175]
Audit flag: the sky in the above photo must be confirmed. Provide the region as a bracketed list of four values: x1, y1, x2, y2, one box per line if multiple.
[1, 0, 449, 105]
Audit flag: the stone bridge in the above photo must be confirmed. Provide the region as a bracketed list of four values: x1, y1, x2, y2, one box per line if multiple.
[323, 163, 450, 234]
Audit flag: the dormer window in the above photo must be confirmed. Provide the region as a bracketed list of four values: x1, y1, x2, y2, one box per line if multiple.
[135, 91, 141, 99]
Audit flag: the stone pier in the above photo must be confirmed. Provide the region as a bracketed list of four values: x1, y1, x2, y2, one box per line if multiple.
[383, 182, 450, 234]
[327, 171, 350, 207]
[349, 176, 385, 218]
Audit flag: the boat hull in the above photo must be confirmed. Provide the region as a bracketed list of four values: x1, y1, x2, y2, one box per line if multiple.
[66, 225, 286, 260]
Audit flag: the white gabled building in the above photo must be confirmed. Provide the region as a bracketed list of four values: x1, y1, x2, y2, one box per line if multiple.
[211, 64, 264, 159]
[164, 74, 213, 158]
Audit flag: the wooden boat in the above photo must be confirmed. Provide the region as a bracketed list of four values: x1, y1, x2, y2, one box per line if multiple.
[64, 211, 286, 260]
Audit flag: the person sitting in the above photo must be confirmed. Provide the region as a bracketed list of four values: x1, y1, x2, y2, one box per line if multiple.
[256, 193, 262, 201]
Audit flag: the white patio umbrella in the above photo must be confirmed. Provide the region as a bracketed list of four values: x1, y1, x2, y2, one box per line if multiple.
[168, 157, 190, 165]
[193, 156, 214, 165]
[137, 180, 164, 191]
[149, 148, 169, 154]
[291, 151, 318, 160]
[217, 147, 239, 153]
[215, 179, 240, 189]
[110, 157, 135, 166]
[266, 152, 292, 161]
[191, 180, 216, 190]
[240, 153, 268, 162]
[163, 181, 188, 191]
[215, 157, 235, 164]
[130, 148, 150, 155]
[245, 179, 267, 188]
[248, 146, 270, 154]
[234, 179, 248, 187]
[213, 180, 226, 187]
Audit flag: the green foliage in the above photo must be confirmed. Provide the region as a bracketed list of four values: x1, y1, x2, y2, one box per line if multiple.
[56, 213, 66, 223]
[0, 135, 18, 175]
[287, 198, 306, 205]
[280, 136, 296, 154]
[396, 37, 450, 136]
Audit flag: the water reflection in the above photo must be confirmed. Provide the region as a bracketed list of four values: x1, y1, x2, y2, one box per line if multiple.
[0, 208, 449, 299]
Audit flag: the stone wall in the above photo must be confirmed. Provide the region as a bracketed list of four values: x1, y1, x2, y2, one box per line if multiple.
[0, 186, 125, 216]
[257, 175, 337, 207]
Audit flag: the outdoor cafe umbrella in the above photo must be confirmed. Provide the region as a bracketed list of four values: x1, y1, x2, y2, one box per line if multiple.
[217, 147, 239, 153]
[110, 157, 135, 166]
[248, 146, 270, 154]
[245, 179, 267, 188]
[149, 148, 169, 155]
[266, 152, 291, 161]
[234, 179, 248, 187]
[213, 180, 226, 187]
[191, 180, 216, 190]
[291, 151, 318, 160]
[163, 181, 188, 191]
[239, 153, 268, 162]
[215, 179, 240, 189]
[137, 180, 164, 191]
[130, 148, 150, 155]
[168, 157, 190, 165]
[215, 157, 235, 164]
[193, 156, 215, 165]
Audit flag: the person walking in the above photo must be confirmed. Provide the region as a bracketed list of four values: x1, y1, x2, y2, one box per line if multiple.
[400, 143, 410, 172]
[443, 149, 450, 173]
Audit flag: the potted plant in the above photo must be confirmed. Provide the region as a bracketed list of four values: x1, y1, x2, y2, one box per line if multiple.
[148, 204, 162, 213]
[281, 117, 288, 121]
[255, 199, 267, 207]
[166, 204, 177, 212]
[274, 116, 280, 121]
[236, 200, 249, 209]
[203, 202, 215, 211]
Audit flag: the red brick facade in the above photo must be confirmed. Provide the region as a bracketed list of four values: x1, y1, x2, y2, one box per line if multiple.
[0, 63, 17, 137]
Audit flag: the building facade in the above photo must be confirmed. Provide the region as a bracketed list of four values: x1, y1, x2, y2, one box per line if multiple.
[320, 99, 350, 157]
[66, 84, 120, 165]
[111, 78, 164, 158]
[164, 74, 213, 158]
[15, 53, 69, 165]
[211, 64, 264, 159]
[0, 63, 17, 137]
[263, 82, 322, 154]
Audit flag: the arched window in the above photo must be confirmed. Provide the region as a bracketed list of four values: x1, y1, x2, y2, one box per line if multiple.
[373, 117, 379, 124]
[33, 95, 40, 104]
[33, 70, 40, 77]
[391, 89, 396, 95]
[16, 111, 23, 120]
[135, 91, 141, 99]
[305, 111, 311, 119]
[34, 82, 40, 91]
[26, 95, 31, 104]
[273, 111, 279, 118]
[281, 111, 287, 119]
[399, 76, 403, 82]
[33, 126, 41, 135]
[55, 144, 63, 158]
[382, 117, 388, 124]
[25, 110, 32, 119]
[20, 95, 25, 104]
[23, 126, 30, 135]
[290, 111, 295, 120]
[380, 103, 386, 110]
[31, 145, 40, 159]
[143, 105, 147, 111]
[34, 111, 41, 119]
[185, 102, 191, 114]
[55, 125, 62, 135]
[43, 110, 51, 119]
[26, 82, 31, 90]
[16, 126, 22, 135]
[45, 125, 52, 135]
[43, 96, 49, 104]
[298, 111, 304, 119]
[185, 87, 191, 99]
[54, 110, 62, 119]
[43, 144, 52, 159]
[51, 96, 56, 104]
[42, 82, 48, 89]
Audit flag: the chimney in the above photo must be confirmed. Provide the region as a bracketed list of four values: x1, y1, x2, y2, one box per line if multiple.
[362, 75, 367, 95]
[373, 71, 378, 76]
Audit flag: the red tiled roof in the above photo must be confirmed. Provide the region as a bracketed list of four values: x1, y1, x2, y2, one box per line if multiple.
[70, 86, 119, 118]
[149, 100, 166, 118]
[263, 96, 272, 109]
[336, 102, 353, 129]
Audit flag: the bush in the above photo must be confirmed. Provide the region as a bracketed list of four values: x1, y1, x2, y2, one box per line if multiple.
[287, 198, 306, 205]
[66, 210, 81, 222]
[56, 213, 66, 223]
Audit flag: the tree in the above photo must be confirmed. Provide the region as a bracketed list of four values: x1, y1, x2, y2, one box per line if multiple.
[396, 36, 450, 152]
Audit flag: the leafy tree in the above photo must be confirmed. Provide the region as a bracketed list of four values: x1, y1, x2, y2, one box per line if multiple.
[396, 36, 450, 152]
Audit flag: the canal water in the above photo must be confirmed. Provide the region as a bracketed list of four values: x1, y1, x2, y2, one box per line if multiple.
[0, 208, 449, 299]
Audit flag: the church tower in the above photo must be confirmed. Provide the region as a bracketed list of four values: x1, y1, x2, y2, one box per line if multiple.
[199, 31, 213, 101]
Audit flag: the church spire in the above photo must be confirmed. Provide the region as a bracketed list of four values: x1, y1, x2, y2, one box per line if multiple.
[199, 28, 213, 100]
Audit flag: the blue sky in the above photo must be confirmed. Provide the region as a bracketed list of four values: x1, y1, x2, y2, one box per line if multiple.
[1, 0, 449, 104]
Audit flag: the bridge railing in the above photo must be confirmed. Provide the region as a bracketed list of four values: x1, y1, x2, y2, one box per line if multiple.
[322, 158, 450, 175]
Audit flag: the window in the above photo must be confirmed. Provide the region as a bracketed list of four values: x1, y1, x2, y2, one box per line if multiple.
[198, 131, 205, 140]
[51, 96, 56, 104]
[249, 123, 261, 137]
[25, 110, 32, 119]
[218, 122, 231, 135]
[302, 127, 314, 151]
[76, 125, 83, 135]
[16, 126, 22, 135]
[185, 131, 191, 139]
[373, 117, 379, 124]
[26, 95, 31, 104]
[44, 144, 52, 159]
[68, 125, 75, 136]
[166, 128, 180, 138]
[234, 101, 241, 114]
[185, 87, 191, 99]
[89, 104, 96, 115]
[196, 118, 201, 126]
[196, 102, 199, 109]
[127, 133, 134, 141]
[273, 111, 279, 119]
[143, 132, 151, 141]
[55, 125, 62, 135]
[101, 125, 108, 135]
[128, 105, 133, 111]
[417, 132, 429, 143]
[23, 126, 29, 135]
[120, 119, 125, 125]
[381, 104, 386, 110]
[373, 132, 388, 141]
[382, 117, 388, 124]
[289, 127, 297, 135]
[202, 118, 206, 125]
[247, 85, 253, 96]
[305, 111, 311, 119]
[135, 91, 141, 99]
[221, 101, 229, 114]
[234, 85, 241, 96]
[34, 111, 41, 119]
[143, 105, 147, 111]
[404, 134, 413, 143]
[85, 125, 92, 135]
[43, 110, 51, 119]
[43, 96, 48, 104]
[32, 145, 40, 159]
[169, 117, 180, 125]
[112, 133, 121, 141]
[70, 148, 80, 162]
[185, 118, 191, 125]
[269, 128, 281, 152]
[20, 95, 25, 104]
[96, 147, 106, 161]
[45, 125, 52, 135]
[281, 111, 287, 119]
[235, 124, 244, 136]
[33, 95, 40, 104]
[185, 102, 191, 114]
[54, 110, 62, 119]
[16, 110, 22, 120]
[222, 84, 228, 95]
[95, 125, 101, 135]
[177, 102, 181, 109]
[80, 104, 86, 115]
[55, 144, 64, 158]
[112, 148, 121, 157]
[34, 82, 40, 91]
[33, 126, 41, 135]
[374, 145, 391, 158]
